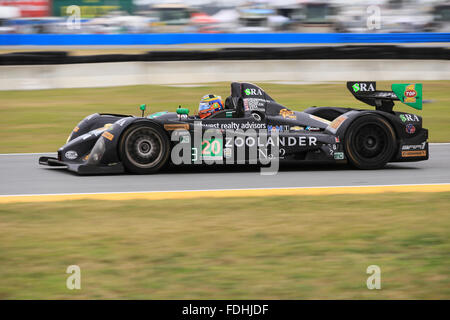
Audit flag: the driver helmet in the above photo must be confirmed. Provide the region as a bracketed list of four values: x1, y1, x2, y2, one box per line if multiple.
[198, 94, 224, 119]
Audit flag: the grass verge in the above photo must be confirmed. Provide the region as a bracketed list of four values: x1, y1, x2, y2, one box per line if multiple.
[1, 192, 449, 299]
[0, 81, 449, 153]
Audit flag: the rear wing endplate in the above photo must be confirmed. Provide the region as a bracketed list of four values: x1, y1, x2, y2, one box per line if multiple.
[347, 82, 422, 112]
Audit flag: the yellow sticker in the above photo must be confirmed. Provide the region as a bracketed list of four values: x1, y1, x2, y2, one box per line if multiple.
[102, 131, 114, 141]
[330, 115, 348, 130]
[402, 150, 426, 157]
[279, 109, 296, 120]
[164, 124, 189, 131]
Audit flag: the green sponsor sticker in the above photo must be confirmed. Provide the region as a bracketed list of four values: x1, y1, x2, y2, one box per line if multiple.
[147, 111, 168, 119]
[176, 108, 189, 115]
[392, 83, 423, 110]
[334, 152, 344, 160]
[244, 88, 251, 96]
[352, 83, 360, 92]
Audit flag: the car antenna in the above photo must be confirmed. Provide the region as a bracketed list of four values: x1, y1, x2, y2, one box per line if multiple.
[140, 104, 146, 117]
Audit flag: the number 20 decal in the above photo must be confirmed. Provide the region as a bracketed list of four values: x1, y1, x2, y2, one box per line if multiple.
[202, 139, 221, 155]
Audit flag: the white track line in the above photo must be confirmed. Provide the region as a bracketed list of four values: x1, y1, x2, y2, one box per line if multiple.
[0, 152, 55, 156]
[0, 143, 449, 156]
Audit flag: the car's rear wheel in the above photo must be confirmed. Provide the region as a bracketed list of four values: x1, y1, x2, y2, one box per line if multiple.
[344, 115, 396, 169]
[119, 123, 170, 174]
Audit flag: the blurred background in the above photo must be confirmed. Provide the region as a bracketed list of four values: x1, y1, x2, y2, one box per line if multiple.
[1, 0, 450, 302]
[0, 0, 449, 34]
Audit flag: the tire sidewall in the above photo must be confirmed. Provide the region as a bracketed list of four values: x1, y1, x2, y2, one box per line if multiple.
[119, 122, 170, 174]
[344, 115, 396, 169]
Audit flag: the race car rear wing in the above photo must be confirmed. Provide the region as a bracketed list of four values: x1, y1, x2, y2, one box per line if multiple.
[347, 82, 422, 112]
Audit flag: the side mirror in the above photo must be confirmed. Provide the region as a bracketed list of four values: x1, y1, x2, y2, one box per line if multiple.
[176, 107, 189, 115]
[140, 104, 146, 117]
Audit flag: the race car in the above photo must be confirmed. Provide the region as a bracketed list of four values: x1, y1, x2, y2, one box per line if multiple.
[39, 81, 428, 175]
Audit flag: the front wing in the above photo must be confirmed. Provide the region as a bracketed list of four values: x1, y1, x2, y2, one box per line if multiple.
[39, 156, 125, 175]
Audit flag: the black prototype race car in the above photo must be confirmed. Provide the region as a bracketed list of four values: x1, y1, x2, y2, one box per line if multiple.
[39, 81, 428, 174]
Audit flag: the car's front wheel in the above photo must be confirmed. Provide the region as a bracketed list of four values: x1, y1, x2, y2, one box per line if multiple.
[344, 115, 396, 169]
[119, 123, 170, 174]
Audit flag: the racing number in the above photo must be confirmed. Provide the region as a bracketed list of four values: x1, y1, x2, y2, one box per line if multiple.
[201, 138, 223, 160]
[202, 139, 221, 155]
[192, 138, 223, 161]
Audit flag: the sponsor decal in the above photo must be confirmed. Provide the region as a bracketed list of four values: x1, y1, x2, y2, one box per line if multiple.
[352, 82, 375, 92]
[309, 114, 331, 125]
[244, 88, 263, 96]
[82, 128, 105, 140]
[116, 118, 128, 127]
[404, 84, 417, 103]
[327, 143, 337, 156]
[252, 113, 262, 122]
[268, 125, 288, 132]
[306, 126, 321, 132]
[234, 122, 267, 130]
[101, 131, 114, 141]
[203, 122, 266, 130]
[223, 147, 232, 159]
[335, 137, 340, 143]
[279, 109, 296, 120]
[65, 150, 78, 160]
[201, 138, 223, 161]
[73, 126, 80, 132]
[164, 124, 190, 131]
[329, 115, 348, 130]
[406, 124, 416, 134]
[148, 111, 168, 119]
[180, 135, 190, 143]
[226, 111, 233, 118]
[334, 152, 344, 160]
[401, 142, 426, 151]
[225, 135, 317, 148]
[402, 150, 427, 157]
[399, 114, 420, 122]
[244, 98, 266, 111]
[290, 126, 304, 131]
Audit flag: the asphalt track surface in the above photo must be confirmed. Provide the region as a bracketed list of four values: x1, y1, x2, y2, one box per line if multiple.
[0, 144, 449, 196]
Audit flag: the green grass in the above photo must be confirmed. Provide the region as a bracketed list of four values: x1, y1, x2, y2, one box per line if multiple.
[1, 192, 449, 299]
[0, 81, 449, 153]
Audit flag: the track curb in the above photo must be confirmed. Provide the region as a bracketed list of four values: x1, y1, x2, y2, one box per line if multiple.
[1, 184, 449, 203]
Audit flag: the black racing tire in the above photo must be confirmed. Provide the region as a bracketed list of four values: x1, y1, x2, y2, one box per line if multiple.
[119, 123, 170, 174]
[344, 115, 396, 170]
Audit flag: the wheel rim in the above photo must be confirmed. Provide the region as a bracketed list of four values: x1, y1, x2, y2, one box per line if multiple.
[352, 123, 388, 160]
[124, 127, 164, 168]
